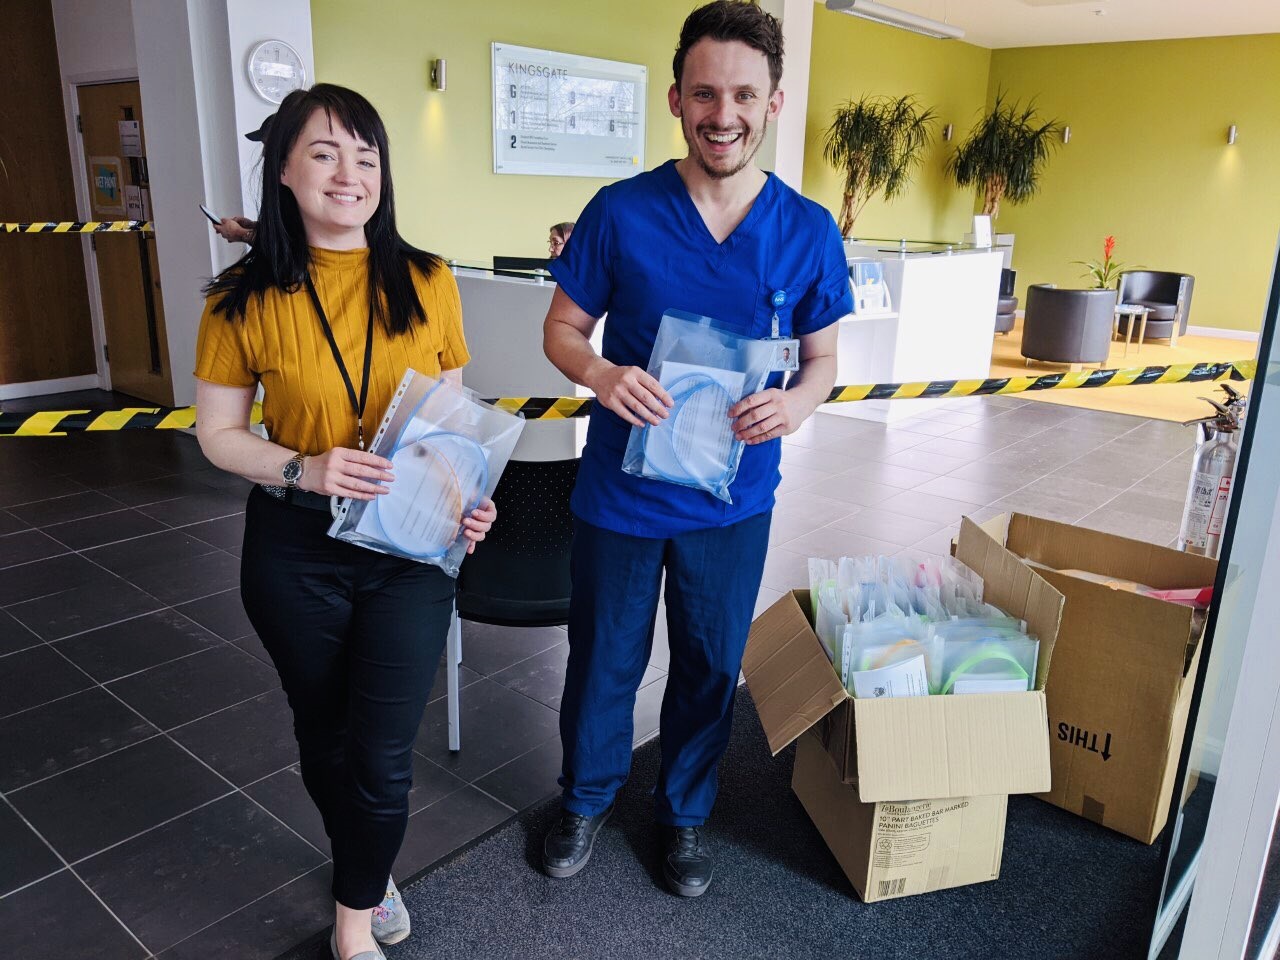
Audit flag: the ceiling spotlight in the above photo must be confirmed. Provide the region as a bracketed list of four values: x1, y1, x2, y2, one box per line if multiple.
[1227, 124, 1238, 145]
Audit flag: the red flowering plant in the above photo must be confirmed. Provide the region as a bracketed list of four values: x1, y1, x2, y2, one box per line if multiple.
[1073, 235, 1131, 289]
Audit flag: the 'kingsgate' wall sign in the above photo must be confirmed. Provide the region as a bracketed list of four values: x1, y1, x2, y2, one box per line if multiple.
[492, 43, 647, 179]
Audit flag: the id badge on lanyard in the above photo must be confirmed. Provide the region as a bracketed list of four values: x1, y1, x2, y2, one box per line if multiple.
[765, 289, 799, 373]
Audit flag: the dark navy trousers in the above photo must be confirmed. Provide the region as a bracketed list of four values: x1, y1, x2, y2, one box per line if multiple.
[558, 511, 772, 826]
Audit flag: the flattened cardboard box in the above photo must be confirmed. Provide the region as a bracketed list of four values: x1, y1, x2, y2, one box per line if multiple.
[792, 730, 1005, 902]
[743, 516, 1064, 802]
[974, 513, 1217, 844]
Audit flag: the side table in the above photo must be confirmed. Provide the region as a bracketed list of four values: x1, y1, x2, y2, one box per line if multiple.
[1114, 303, 1151, 357]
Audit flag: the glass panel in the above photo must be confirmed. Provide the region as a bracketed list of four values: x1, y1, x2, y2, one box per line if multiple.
[1152, 240, 1280, 957]
[1245, 807, 1280, 960]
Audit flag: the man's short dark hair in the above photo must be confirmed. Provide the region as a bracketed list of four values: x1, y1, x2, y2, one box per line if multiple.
[673, 1, 784, 92]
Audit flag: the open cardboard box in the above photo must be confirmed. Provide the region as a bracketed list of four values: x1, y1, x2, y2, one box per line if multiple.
[744, 516, 1065, 803]
[970, 513, 1218, 844]
[791, 728, 1006, 902]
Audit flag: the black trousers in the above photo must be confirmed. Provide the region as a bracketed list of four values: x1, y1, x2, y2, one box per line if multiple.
[240, 487, 454, 908]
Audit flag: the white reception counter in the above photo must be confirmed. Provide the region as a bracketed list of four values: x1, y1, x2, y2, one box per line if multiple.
[832, 245, 1002, 423]
[454, 268, 598, 462]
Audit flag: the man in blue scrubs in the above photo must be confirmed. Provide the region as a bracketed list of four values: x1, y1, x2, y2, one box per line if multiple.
[542, 0, 852, 897]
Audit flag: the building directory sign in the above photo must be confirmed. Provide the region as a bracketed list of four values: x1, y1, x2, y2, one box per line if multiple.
[492, 43, 646, 179]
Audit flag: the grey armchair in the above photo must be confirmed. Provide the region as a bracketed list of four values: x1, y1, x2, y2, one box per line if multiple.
[1021, 285, 1117, 368]
[1116, 270, 1194, 346]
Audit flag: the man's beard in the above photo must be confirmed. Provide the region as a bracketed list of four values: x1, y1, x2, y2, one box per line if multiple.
[682, 116, 768, 181]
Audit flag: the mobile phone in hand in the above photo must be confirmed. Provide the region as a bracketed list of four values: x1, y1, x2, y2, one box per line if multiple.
[199, 203, 223, 226]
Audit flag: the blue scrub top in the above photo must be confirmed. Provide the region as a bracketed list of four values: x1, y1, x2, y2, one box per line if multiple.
[549, 159, 852, 539]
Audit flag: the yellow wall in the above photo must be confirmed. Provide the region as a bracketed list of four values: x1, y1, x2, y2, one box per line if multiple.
[311, 0, 695, 264]
[803, 7, 991, 241]
[313, 3, 1278, 332]
[988, 34, 1280, 332]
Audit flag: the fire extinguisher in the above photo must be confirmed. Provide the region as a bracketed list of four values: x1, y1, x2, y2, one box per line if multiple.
[1177, 384, 1247, 559]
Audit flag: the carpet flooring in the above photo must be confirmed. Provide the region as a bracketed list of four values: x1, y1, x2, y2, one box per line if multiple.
[990, 320, 1256, 423]
[368, 687, 1167, 960]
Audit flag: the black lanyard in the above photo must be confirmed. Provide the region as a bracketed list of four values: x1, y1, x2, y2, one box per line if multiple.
[303, 273, 375, 450]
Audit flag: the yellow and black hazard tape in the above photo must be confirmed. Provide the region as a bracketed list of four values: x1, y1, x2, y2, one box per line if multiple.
[1, 220, 154, 234]
[0, 360, 1256, 436]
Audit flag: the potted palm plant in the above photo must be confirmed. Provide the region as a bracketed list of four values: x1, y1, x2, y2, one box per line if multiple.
[823, 94, 936, 237]
[946, 92, 1061, 220]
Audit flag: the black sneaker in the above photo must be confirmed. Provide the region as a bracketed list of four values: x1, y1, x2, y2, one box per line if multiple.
[542, 804, 614, 878]
[661, 825, 714, 897]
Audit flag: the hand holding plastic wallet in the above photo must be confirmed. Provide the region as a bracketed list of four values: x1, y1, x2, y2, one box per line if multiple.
[622, 310, 775, 503]
[328, 369, 524, 577]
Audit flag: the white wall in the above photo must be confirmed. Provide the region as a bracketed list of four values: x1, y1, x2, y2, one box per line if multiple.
[51, 0, 137, 79]
[225, 0, 314, 218]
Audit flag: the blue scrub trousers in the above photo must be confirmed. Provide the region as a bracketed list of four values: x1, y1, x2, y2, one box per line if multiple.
[558, 511, 772, 826]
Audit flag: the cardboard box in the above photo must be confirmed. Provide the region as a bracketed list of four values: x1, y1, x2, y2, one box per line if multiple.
[744, 516, 1065, 802]
[971, 514, 1217, 844]
[792, 729, 1006, 902]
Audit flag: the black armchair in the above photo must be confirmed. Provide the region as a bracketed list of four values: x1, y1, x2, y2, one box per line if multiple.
[995, 268, 1017, 335]
[1020, 285, 1117, 368]
[1116, 271, 1194, 346]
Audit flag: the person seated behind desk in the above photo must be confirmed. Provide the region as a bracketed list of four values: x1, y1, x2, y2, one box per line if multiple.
[548, 221, 575, 260]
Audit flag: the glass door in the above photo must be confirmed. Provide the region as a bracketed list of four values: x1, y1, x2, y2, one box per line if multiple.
[1150, 238, 1280, 959]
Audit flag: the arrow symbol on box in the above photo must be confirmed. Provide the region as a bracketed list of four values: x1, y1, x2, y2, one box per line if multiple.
[1101, 733, 1112, 762]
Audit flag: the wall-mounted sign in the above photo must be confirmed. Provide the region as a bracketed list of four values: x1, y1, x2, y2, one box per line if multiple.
[89, 156, 126, 216]
[492, 43, 646, 179]
[118, 120, 142, 157]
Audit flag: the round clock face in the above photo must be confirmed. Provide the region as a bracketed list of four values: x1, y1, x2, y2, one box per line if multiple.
[246, 39, 307, 104]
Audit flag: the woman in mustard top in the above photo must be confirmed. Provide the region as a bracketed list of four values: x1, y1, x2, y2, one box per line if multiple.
[194, 85, 494, 960]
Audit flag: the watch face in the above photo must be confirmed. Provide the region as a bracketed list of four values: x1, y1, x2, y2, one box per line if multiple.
[283, 458, 304, 484]
[247, 40, 307, 105]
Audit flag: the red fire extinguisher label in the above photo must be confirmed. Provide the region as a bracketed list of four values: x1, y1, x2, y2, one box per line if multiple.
[1207, 476, 1232, 536]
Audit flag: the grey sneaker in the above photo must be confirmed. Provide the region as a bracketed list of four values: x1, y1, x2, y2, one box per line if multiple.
[330, 926, 386, 960]
[371, 876, 410, 945]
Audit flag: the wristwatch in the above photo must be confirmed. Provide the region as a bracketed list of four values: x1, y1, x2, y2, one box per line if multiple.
[282, 452, 307, 489]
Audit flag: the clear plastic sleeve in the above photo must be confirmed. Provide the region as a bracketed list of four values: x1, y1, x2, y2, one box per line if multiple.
[622, 310, 774, 503]
[327, 369, 524, 578]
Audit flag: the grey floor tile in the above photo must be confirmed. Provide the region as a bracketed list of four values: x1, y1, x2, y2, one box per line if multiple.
[156, 865, 331, 960]
[174, 588, 254, 642]
[472, 738, 563, 813]
[8, 736, 230, 863]
[0, 609, 42, 655]
[391, 786, 513, 882]
[775, 523, 899, 561]
[416, 678, 561, 782]
[77, 793, 325, 956]
[0, 529, 69, 569]
[52, 608, 222, 683]
[490, 641, 569, 711]
[7, 491, 126, 527]
[875, 447, 973, 476]
[913, 473, 1024, 504]
[0, 870, 147, 960]
[798, 471, 902, 508]
[759, 546, 809, 595]
[458, 620, 568, 677]
[0, 798, 63, 897]
[0, 645, 94, 717]
[829, 509, 944, 547]
[169, 689, 298, 787]
[876, 491, 983, 526]
[7, 579, 164, 643]
[120, 550, 242, 606]
[41, 509, 169, 551]
[106, 645, 278, 731]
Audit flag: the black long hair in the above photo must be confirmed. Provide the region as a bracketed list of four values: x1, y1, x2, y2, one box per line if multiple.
[205, 84, 443, 336]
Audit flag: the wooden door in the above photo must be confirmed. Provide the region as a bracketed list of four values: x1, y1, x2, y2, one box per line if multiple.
[77, 81, 173, 405]
[0, 0, 96, 386]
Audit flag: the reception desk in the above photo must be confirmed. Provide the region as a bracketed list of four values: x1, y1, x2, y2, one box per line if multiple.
[454, 266, 599, 461]
[831, 245, 1002, 423]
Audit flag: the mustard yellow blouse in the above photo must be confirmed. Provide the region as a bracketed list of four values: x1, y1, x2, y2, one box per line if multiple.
[194, 247, 470, 455]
